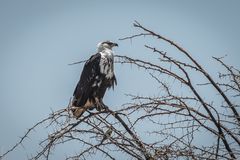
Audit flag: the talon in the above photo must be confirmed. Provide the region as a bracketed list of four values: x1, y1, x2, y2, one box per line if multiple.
[99, 99, 107, 110]
[71, 106, 85, 118]
[88, 106, 95, 110]
[95, 102, 102, 111]
[94, 97, 101, 111]
[96, 101, 106, 111]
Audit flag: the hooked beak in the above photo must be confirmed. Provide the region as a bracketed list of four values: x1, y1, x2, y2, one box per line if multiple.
[112, 43, 118, 47]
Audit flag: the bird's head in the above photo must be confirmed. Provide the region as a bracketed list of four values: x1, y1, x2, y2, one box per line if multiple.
[97, 41, 118, 52]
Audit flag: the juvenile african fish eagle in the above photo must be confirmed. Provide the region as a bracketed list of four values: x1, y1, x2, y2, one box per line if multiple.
[72, 41, 118, 118]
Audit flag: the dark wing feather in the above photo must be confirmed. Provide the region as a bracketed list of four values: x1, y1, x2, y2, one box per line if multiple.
[97, 73, 117, 100]
[73, 53, 101, 107]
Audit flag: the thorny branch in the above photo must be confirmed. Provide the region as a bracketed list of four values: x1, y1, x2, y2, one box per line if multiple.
[1, 22, 239, 160]
[132, 21, 240, 125]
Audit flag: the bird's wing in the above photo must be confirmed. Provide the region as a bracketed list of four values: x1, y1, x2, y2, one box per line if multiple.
[112, 74, 117, 87]
[73, 53, 101, 106]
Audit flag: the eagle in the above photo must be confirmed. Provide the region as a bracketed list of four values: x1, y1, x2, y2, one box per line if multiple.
[71, 41, 118, 118]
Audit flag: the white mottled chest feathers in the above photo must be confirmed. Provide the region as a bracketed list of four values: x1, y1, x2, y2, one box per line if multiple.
[99, 49, 114, 79]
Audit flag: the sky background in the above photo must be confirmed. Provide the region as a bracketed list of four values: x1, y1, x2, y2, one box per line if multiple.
[0, 0, 240, 159]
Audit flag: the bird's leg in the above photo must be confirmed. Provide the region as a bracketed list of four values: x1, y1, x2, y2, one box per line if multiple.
[71, 106, 86, 118]
[88, 104, 95, 110]
[95, 97, 107, 111]
[95, 97, 101, 111]
[70, 98, 84, 118]
[99, 98, 107, 109]
[70, 98, 90, 118]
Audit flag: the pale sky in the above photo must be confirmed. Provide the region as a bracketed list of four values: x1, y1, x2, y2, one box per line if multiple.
[0, 0, 240, 159]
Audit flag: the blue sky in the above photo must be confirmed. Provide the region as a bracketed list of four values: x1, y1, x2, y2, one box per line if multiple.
[0, 0, 240, 159]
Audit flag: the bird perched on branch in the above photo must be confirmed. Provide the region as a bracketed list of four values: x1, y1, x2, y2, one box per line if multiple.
[71, 41, 118, 118]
